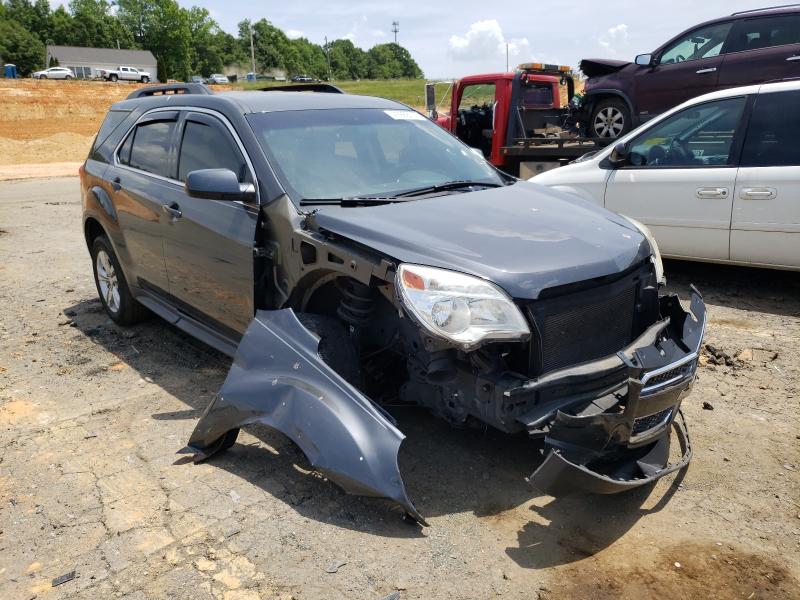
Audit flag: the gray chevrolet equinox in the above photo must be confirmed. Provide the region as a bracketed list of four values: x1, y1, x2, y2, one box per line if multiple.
[80, 83, 706, 524]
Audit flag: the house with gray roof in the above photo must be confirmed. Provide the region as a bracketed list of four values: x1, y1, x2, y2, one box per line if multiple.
[46, 46, 157, 81]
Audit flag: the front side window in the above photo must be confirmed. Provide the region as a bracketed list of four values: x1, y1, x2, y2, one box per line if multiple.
[247, 108, 504, 202]
[178, 119, 250, 183]
[724, 15, 800, 53]
[625, 97, 746, 167]
[741, 90, 800, 167]
[124, 119, 177, 178]
[660, 22, 733, 65]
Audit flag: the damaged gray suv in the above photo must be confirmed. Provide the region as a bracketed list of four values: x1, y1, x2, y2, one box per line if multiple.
[80, 83, 706, 524]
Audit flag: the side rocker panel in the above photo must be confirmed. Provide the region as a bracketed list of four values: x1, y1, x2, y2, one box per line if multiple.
[187, 309, 426, 525]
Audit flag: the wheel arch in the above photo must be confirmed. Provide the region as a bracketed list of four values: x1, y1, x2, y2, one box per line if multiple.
[584, 89, 635, 118]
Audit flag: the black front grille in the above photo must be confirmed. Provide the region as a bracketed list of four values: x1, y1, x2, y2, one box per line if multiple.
[524, 261, 657, 376]
[632, 407, 673, 437]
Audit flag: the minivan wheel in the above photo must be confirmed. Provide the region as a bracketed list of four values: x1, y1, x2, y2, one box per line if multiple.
[590, 98, 631, 138]
[91, 235, 149, 325]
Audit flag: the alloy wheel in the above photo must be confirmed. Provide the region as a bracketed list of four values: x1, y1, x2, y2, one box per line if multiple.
[593, 107, 625, 137]
[96, 249, 121, 314]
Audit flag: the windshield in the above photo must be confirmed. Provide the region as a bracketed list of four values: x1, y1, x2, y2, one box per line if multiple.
[247, 108, 504, 202]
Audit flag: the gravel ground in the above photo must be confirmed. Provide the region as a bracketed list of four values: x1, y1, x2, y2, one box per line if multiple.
[1, 177, 799, 600]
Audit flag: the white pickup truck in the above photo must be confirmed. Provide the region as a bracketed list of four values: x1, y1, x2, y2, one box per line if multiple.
[99, 66, 152, 83]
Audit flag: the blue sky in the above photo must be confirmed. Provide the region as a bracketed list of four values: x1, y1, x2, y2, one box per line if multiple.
[56, 1, 768, 78]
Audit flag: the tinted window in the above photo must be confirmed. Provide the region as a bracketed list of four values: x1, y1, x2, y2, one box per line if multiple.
[741, 90, 800, 167]
[660, 22, 733, 64]
[178, 120, 249, 182]
[92, 110, 130, 152]
[127, 120, 176, 178]
[627, 97, 746, 167]
[724, 15, 800, 53]
[522, 84, 554, 107]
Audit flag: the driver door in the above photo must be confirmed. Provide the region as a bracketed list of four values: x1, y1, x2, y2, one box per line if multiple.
[604, 96, 748, 261]
[634, 21, 733, 117]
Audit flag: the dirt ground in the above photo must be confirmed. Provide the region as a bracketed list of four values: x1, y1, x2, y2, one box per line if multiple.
[0, 80, 232, 171]
[0, 177, 799, 600]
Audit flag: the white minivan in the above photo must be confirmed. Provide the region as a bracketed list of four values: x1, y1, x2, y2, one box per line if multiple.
[532, 80, 800, 270]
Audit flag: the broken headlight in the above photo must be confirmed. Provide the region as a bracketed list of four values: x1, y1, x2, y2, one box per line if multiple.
[396, 264, 530, 350]
[620, 215, 665, 285]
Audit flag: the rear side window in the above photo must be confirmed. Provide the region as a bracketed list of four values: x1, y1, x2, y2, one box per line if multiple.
[724, 15, 800, 53]
[741, 90, 800, 167]
[92, 110, 130, 152]
[522, 84, 554, 107]
[177, 119, 249, 182]
[124, 120, 177, 178]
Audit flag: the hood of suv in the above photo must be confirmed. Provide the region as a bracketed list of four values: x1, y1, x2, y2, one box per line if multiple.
[580, 58, 631, 78]
[309, 181, 650, 300]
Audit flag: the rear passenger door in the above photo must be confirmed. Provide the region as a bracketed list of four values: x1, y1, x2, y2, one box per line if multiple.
[731, 88, 800, 268]
[719, 14, 800, 87]
[113, 111, 181, 294]
[162, 111, 259, 336]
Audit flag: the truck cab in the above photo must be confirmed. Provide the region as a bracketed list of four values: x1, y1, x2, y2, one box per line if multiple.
[431, 64, 609, 177]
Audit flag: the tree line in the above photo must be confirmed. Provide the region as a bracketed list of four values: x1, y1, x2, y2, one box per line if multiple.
[0, 0, 423, 81]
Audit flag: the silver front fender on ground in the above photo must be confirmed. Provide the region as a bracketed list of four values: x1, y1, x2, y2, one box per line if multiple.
[186, 309, 426, 525]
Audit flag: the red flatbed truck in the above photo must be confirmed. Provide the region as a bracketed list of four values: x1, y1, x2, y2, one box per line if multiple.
[427, 63, 611, 177]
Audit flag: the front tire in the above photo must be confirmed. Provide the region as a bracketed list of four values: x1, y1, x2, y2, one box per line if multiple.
[91, 235, 149, 325]
[40, 75, 47, 79]
[109, 74, 118, 82]
[141, 76, 149, 83]
[65, 75, 72, 80]
[590, 98, 631, 138]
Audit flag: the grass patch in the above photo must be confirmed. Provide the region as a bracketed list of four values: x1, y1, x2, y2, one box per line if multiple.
[234, 79, 452, 110]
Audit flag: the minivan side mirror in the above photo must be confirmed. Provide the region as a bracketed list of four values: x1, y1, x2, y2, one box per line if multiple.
[185, 168, 255, 201]
[635, 53, 653, 66]
[608, 142, 629, 167]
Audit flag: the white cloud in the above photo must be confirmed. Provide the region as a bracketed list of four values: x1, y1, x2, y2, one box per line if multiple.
[286, 29, 305, 39]
[448, 20, 529, 65]
[598, 23, 628, 53]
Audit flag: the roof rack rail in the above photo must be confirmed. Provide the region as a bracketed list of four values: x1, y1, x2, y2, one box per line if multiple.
[259, 83, 344, 94]
[731, 3, 800, 15]
[127, 83, 213, 99]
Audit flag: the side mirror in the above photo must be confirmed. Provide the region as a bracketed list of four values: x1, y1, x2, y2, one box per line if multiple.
[185, 168, 255, 201]
[635, 53, 654, 66]
[608, 142, 629, 167]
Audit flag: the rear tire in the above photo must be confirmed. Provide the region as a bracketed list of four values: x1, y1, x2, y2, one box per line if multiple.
[590, 98, 631, 138]
[90, 235, 149, 325]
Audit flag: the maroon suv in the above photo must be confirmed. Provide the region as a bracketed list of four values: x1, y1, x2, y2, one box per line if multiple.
[581, 6, 800, 138]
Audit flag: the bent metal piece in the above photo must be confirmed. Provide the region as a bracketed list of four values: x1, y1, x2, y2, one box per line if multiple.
[186, 309, 426, 525]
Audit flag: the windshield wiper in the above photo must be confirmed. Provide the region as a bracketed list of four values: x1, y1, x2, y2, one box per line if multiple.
[392, 180, 504, 198]
[299, 196, 409, 207]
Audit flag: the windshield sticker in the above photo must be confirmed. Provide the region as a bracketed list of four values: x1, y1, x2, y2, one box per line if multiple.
[384, 110, 426, 121]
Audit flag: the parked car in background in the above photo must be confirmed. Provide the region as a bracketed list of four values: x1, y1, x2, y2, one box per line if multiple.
[190, 75, 205, 84]
[580, 5, 800, 138]
[207, 74, 229, 84]
[532, 80, 800, 271]
[79, 83, 705, 523]
[291, 74, 314, 82]
[99, 66, 151, 83]
[32, 67, 75, 80]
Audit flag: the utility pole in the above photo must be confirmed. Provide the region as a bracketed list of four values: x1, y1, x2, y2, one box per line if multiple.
[249, 24, 256, 76]
[505, 43, 509, 71]
[391, 21, 399, 44]
[324, 36, 332, 81]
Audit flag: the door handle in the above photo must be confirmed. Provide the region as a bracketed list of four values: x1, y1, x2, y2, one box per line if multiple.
[740, 187, 777, 200]
[786, 55, 800, 62]
[696, 187, 728, 198]
[111, 176, 121, 192]
[695, 67, 717, 74]
[162, 203, 182, 219]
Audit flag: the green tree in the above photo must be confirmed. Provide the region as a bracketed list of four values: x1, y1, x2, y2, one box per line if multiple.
[0, 17, 45, 75]
[69, 0, 134, 49]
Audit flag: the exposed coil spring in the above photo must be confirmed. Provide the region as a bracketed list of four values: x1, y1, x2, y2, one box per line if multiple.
[337, 279, 374, 327]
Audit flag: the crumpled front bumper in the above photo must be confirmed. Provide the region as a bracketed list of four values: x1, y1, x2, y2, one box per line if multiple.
[521, 287, 706, 494]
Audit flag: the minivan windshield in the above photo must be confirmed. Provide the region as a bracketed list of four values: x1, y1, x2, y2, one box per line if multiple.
[247, 108, 505, 203]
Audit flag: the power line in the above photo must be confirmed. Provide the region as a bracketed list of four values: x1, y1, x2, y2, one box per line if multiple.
[391, 21, 399, 44]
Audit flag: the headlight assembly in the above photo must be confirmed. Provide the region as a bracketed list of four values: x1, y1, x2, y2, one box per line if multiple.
[620, 215, 665, 285]
[396, 264, 530, 350]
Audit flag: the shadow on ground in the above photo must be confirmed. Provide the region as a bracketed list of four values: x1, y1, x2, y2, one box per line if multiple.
[62, 259, 798, 564]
